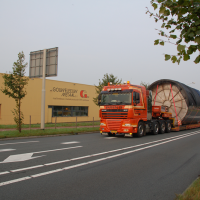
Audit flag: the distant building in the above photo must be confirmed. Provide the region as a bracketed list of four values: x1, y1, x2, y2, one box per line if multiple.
[0, 73, 99, 125]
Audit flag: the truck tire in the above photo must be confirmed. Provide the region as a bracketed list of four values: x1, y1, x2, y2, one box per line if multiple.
[137, 122, 144, 137]
[165, 121, 171, 133]
[152, 122, 159, 135]
[159, 121, 165, 134]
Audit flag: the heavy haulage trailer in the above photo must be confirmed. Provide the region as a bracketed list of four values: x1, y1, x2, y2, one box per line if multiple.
[99, 79, 200, 137]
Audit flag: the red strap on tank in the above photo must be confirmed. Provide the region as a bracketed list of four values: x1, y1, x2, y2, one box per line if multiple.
[153, 85, 159, 106]
[170, 84, 179, 126]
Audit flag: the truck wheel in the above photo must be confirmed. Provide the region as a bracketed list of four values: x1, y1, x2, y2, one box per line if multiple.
[165, 121, 171, 133]
[137, 122, 144, 137]
[152, 122, 159, 135]
[159, 121, 166, 134]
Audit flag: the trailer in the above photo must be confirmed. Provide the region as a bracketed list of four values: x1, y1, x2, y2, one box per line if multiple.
[98, 80, 200, 137]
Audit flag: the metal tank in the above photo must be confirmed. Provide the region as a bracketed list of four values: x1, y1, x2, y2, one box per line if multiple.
[148, 79, 200, 126]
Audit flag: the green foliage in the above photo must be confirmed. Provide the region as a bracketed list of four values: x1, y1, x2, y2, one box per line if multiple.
[93, 73, 121, 106]
[1, 52, 29, 132]
[147, 0, 200, 64]
[140, 81, 150, 89]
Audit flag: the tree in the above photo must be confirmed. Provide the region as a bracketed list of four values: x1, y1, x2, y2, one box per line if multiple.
[140, 81, 150, 89]
[93, 73, 122, 106]
[146, 0, 200, 64]
[1, 52, 29, 132]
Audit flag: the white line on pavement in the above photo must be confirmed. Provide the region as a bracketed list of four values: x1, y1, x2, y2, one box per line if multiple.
[32, 146, 83, 154]
[0, 177, 31, 186]
[0, 149, 16, 152]
[0, 141, 39, 146]
[0, 171, 10, 175]
[44, 160, 70, 166]
[61, 141, 80, 144]
[10, 165, 44, 172]
[1, 130, 200, 186]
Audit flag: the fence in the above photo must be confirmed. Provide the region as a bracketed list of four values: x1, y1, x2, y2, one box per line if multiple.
[0, 115, 100, 127]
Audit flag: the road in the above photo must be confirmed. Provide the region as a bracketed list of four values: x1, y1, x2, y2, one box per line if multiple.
[0, 129, 200, 200]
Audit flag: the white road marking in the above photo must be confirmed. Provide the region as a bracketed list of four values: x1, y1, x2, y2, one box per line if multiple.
[44, 160, 70, 166]
[0, 177, 31, 186]
[0, 131, 200, 186]
[11, 165, 44, 172]
[0, 141, 39, 146]
[61, 141, 80, 144]
[71, 155, 91, 160]
[0, 146, 82, 163]
[0, 171, 9, 175]
[31, 169, 63, 178]
[1, 153, 45, 163]
[0, 149, 15, 152]
[32, 146, 82, 154]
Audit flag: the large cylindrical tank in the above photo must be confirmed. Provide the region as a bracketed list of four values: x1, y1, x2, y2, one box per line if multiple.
[148, 79, 200, 125]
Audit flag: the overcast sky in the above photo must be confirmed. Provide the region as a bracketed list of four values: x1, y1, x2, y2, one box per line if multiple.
[1, 0, 199, 89]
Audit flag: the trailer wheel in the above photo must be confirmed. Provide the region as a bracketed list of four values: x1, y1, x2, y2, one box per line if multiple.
[152, 122, 159, 135]
[165, 121, 171, 133]
[159, 121, 165, 134]
[137, 122, 144, 137]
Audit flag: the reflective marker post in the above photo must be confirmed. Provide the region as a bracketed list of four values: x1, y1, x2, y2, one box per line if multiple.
[41, 49, 46, 130]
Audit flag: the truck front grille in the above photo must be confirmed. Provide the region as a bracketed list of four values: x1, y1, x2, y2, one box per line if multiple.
[107, 120, 121, 130]
[102, 109, 128, 119]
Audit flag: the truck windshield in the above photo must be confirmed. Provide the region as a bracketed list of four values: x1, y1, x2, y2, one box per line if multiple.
[101, 93, 132, 105]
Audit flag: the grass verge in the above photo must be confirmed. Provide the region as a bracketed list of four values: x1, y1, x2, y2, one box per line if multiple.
[0, 122, 99, 129]
[0, 127, 100, 139]
[175, 177, 200, 200]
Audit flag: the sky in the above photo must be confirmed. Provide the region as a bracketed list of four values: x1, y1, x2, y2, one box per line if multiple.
[0, 0, 200, 89]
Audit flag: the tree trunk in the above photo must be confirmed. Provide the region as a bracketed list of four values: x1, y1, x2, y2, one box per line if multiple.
[19, 99, 21, 133]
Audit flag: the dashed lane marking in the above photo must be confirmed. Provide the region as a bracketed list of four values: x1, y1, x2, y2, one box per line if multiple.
[0, 141, 39, 146]
[61, 141, 80, 144]
[0, 149, 15, 152]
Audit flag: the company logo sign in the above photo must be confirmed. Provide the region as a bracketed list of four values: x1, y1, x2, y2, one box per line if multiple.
[50, 87, 89, 99]
[80, 90, 89, 98]
[51, 87, 78, 97]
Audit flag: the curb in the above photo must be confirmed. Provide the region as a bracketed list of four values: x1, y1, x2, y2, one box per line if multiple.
[0, 131, 99, 141]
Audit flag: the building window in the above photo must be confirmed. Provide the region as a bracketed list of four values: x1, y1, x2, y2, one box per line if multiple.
[51, 106, 88, 117]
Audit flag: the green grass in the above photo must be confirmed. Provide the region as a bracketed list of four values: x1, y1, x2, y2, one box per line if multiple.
[175, 177, 200, 200]
[0, 121, 100, 129]
[0, 127, 100, 139]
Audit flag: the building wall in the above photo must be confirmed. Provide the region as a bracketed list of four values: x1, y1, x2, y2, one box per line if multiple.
[0, 73, 100, 125]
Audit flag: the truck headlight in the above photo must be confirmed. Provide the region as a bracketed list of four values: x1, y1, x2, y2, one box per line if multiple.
[100, 123, 106, 126]
[122, 124, 132, 127]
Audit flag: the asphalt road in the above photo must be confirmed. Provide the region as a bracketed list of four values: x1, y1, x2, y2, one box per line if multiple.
[0, 129, 200, 200]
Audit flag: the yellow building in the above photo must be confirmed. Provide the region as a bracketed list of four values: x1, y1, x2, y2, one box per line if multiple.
[0, 73, 100, 125]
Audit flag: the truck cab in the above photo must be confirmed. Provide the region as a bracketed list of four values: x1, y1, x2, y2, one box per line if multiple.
[99, 81, 153, 137]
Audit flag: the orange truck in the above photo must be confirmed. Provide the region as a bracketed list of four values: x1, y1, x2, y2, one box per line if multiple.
[99, 80, 200, 137]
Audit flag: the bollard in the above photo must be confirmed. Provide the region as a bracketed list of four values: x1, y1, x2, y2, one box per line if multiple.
[55, 117, 57, 129]
[30, 115, 31, 132]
